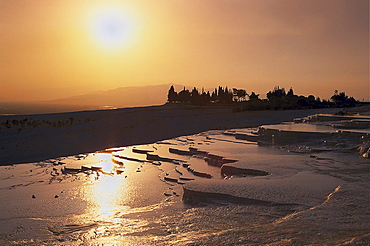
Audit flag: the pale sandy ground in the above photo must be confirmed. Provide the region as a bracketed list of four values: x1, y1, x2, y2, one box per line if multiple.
[0, 104, 339, 165]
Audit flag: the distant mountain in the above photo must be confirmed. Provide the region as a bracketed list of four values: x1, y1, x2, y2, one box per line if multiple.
[0, 84, 194, 115]
[46, 84, 186, 108]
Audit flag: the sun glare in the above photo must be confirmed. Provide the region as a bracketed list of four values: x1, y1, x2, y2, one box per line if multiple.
[88, 6, 136, 51]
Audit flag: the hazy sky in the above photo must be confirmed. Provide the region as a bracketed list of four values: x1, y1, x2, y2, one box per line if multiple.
[1, 0, 369, 102]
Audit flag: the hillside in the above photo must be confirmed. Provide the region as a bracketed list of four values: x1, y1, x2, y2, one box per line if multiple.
[46, 84, 182, 108]
[0, 84, 185, 115]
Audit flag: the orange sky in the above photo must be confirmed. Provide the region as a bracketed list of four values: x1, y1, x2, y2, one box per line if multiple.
[1, 0, 369, 102]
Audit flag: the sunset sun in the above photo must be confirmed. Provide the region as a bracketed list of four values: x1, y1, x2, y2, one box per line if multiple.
[89, 7, 135, 50]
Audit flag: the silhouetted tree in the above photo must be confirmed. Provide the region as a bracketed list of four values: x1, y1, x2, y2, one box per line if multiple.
[167, 85, 178, 103]
[166, 85, 361, 109]
[266, 87, 286, 109]
[211, 89, 218, 102]
[331, 91, 348, 105]
[219, 86, 233, 103]
[283, 88, 298, 109]
[330, 90, 358, 107]
[266, 86, 286, 100]
[287, 87, 294, 97]
[178, 87, 191, 103]
[218, 86, 224, 100]
[307, 95, 315, 104]
[200, 91, 211, 105]
[233, 88, 247, 102]
[190, 87, 201, 104]
[248, 92, 260, 101]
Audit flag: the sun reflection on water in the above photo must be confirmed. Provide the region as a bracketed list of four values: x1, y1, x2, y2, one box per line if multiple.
[89, 175, 129, 220]
[83, 153, 132, 220]
[73, 148, 168, 243]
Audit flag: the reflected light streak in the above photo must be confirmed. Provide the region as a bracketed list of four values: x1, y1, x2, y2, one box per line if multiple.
[91, 175, 127, 219]
[93, 152, 122, 173]
[84, 153, 131, 220]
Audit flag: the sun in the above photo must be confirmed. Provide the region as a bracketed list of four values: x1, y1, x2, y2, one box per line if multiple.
[89, 6, 135, 51]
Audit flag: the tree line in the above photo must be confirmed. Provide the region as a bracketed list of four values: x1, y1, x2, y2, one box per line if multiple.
[167, 85, 361, 111]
